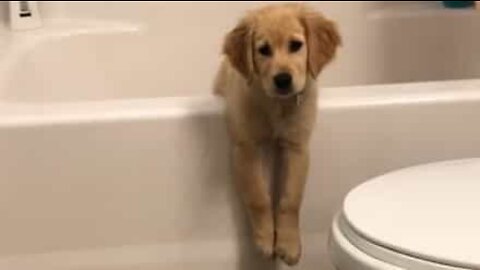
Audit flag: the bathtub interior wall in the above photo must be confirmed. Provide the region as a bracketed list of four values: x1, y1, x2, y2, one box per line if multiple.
[0, 1, 479, 100]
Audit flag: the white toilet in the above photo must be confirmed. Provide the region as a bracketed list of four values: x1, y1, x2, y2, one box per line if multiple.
[328, 158, 480, 270]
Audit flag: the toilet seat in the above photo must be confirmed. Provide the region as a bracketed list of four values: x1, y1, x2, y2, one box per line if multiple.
[330, 158, 480, 270]
[330, 214, 467, 270]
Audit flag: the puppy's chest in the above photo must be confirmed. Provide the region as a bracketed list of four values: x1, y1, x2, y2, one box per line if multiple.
[266, 103, 300, 137]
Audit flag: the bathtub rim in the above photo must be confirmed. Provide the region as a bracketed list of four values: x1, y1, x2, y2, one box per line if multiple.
[0, 78, 480, 127]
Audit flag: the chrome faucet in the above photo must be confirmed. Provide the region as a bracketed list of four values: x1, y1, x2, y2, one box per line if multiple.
[9, 1, 42, 30]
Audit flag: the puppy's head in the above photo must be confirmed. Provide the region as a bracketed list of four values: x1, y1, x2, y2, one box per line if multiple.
[223, 4, 341, 98]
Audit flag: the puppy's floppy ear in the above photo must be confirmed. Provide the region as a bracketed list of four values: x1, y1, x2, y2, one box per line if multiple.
[300, 8, 341, 78]
[223, 19, 255, 79]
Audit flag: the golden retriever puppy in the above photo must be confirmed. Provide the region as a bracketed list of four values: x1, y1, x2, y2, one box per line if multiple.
[213, 3, 340, 265]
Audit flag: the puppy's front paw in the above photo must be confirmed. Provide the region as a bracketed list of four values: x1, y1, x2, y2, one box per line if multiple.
[253, 228, 275, 258]
[275, 228, 301, 266]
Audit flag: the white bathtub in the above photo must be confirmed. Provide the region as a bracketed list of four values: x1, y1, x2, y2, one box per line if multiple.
[2, 20, 480, 270]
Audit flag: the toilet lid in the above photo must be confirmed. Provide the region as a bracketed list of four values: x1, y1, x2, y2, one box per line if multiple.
[343, 158, 480, 269]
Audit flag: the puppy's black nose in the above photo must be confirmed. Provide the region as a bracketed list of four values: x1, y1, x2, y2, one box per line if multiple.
[273, 73, 292, 93]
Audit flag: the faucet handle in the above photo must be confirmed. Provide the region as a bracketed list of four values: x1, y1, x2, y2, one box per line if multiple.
[9, 1, 42, 31]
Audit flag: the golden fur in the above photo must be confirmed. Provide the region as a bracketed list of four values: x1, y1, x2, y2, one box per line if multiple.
[213, 3, 340, 265]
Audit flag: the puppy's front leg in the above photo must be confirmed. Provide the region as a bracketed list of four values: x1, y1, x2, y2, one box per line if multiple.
[233, 143, 274, 258]
[275, 142, 309, 266]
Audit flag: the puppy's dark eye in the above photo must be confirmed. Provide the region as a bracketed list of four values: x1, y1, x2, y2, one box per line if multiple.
[289, 40, 303, 53]
[258, 44, 272, 57]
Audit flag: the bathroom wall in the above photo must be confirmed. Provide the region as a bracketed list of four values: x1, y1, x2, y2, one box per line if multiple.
[2, 1, 480, 95]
